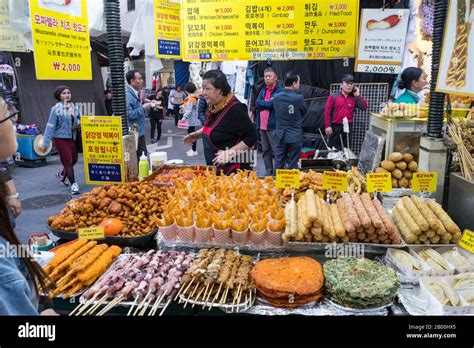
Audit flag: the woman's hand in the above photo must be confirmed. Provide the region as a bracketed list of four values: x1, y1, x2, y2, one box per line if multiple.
[183, 132, 198, 144]
[8, 196, 21, 217]
[212, 149, 236, 166]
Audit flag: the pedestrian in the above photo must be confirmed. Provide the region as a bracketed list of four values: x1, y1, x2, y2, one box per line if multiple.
[273, 71, 308, 171]
[125, 70, 152, 159]
[197, 95, 208, 125]
[255, 67, 283, 176]
[0, 96, 55, 315]
[40, 85, 82, 195]
[183, 70, 257, 175]
[324, 74, 368, 151]
[0, 160, 21, 222]
[170, 85, 185, 126]
[395, 67, 427, 104]
[104, 89, 113, 116]
[148, 89, 165, 143]
[182, 82, 200, 157]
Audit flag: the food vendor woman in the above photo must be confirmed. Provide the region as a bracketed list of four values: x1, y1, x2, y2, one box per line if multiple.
[183, 70, 257, 175]
[395, 67, 427, 104]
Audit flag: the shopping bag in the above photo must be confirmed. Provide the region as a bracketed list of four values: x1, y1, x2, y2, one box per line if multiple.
[177, 118, 189, 129]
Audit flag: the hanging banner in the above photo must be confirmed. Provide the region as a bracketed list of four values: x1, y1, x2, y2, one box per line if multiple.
[436, 0, 474, 97]
[30, 0, 92, 80]
[81, 116, 125, 185]
[355, 9, 410, 74]
[182, 0, 359, 61]
[154, 0, 181, 59]
[0, 0, 27, 52]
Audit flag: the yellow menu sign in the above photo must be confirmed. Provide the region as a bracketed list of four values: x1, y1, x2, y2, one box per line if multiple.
[154, 0, 181, 58]
[78, 227, 105, 240]
[366, 172, 392, 193]
[412, 172, 438, 192]
[322, 171, 348, 191]
[276, 169, 300, 189]
[30, 0, 91, 80]
[458, 230, 474, 253]
[81, 116, 124, 185]
[182, 0, 359, 61]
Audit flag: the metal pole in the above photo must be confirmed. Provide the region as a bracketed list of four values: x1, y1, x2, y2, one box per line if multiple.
[427, 0, 448, 138]
[103, 0, 128, 135]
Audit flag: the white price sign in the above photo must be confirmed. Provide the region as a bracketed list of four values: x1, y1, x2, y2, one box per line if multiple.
[357, 63, 400, 74]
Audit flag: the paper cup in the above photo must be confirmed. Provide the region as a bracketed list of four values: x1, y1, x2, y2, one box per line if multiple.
[159, 223, 177, 241]
[177, 225, 195, 242]
[249, 228, 266, 245]
[232, 229, 249, 245]
[213, 226, 232, 245]
[266, 221, 283, 246]
[194, 225, 213, 243]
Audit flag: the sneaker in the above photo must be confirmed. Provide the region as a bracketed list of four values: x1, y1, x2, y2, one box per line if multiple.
[188, 150, 198, 157]
[150, 139, 156, 144]
[186, 149, 194, 156]
[71, 183, 80, 195]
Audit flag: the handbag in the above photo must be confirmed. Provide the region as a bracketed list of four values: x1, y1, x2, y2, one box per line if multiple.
[177, 118, 189, 129]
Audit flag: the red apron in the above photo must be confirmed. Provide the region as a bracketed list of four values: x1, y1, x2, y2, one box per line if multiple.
[202, 97, 246, 175]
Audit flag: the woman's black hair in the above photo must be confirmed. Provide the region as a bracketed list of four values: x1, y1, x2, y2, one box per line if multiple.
[284, 71, 300, 87]
[185, 82, 197, 94]
[202, 69, 231, 96]
[54, 85, 71, 101]
[398, 67, 423, 90]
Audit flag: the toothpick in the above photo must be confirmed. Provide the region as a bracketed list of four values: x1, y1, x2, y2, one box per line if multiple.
[83, 294, 108, 316]
[220, 286, 229, 305]
[133, 288, 153, 316]
[183, 283, 200, 309]
[74, 293, 98, 316]
[159, 299, 172, 316]
[97, 295, 123, 316]
[192, 286, 206, 308]
[176, 277, 195, 301]
[139, 295, 154, 316]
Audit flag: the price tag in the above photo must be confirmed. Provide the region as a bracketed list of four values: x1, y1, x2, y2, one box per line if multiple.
[412, 172, 438, 192]
[322, 171, 348, 191]
[78, 227, 105, 240]
[458, 229, 474, 253]
[276, 169, 300, 189]
[366, 173, 392, 193]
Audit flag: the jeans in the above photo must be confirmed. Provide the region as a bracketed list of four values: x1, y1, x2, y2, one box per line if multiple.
[173, 104, 182, 126]
[187, 126, 196, 151]
[275, 142, 301, 170]
[260, 129, 275, 176]
[150, 117, 162, 141]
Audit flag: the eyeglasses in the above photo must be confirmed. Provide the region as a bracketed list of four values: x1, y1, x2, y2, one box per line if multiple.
[0, 98, 19, 124]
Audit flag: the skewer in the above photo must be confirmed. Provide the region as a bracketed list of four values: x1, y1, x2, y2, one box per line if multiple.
[68, 303, 83, 316]
[220, 286, 229, 305]
[97, 295, 124, 316]
[192, 286, 206, 308]
[183, 283, 200, 309]
[202, 283, 214, 309]
[127, 296, 140, 316]
[159, 299, 172, 316]
[236, 286, 243, 312]
[139, 295, 154, 316]
[209, 282, 223, 310]
[133, 288, 153, 316]
[83, 294, 108, 316]
[149, 291, 167, 316]
[74, 293, 99, 316]
[175, 278, 194, 301]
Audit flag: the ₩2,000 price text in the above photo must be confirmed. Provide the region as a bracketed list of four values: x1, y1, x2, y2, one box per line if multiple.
[52, 62, 81, 73]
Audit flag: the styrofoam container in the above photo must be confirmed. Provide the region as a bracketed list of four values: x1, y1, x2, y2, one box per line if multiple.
[386, 248, 431, 280]
[435, 246, 474, 274]
[419, 276, 470, 315]
[456, 289, 474, 314]
[411, 247, 456, 277]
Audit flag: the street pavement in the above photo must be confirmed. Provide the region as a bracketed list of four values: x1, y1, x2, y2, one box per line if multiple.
[12, 117, 265, 244]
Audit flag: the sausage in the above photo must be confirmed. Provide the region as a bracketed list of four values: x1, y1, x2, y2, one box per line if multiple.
[372, 198, 398, 235]
[341, 193, 362, 228]
[336, 199, 355, 234]
[350, 194, 372, 229]
[360, 193, 383, 228]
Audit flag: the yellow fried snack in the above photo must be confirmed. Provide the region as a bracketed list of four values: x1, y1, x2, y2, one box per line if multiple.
[44, 239, 88, 274]
[76, 245, 122, 284]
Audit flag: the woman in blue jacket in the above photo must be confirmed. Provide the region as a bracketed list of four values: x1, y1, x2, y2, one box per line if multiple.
[0, 96, 53, 315]
[40, 85, 81, 195]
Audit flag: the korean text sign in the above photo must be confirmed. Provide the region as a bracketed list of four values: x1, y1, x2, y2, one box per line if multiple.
[154, 0, 181, 58]
[81, 116, 124, 185]
[182, 0, 359, 61]
[30, 0, 92, 80]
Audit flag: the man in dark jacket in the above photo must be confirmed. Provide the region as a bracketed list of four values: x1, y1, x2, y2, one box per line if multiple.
[255, 67, 283, 176]
[272, 71, 308, 170]
[197, 95, 207, 125]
